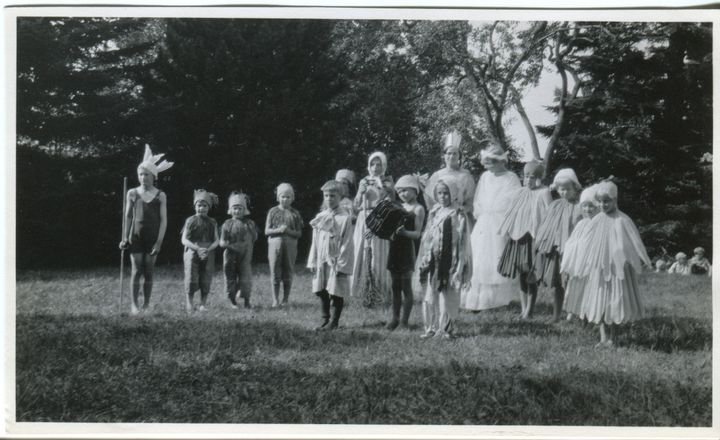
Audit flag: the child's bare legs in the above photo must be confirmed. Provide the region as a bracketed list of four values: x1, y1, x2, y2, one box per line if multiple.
[315, 290, 331, 330]
[597, 321, 617, 347]
[281, 279, 292, 305]
[141, 254, 156, 309]
[519, 275, 537, 319]
[129, 253, 144, 314]
[400, 274, 413, 328]
[184, 250, 200, 313]
[388, 273, 403, 330]
[518, 275, 528, 318]
[271, 282, 281, 307]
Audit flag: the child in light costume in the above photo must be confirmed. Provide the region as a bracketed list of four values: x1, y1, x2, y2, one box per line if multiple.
[532, 168, 584, 322]
[307, 180, 355, 330]
[416, 177, 472, 339]
[689, 247, 712, 276]
[119, 144, 173, 315]
[386, 174, 426, 330]
[560, 184, 600, 321]
[221, 191, 258, 309]
[181, 189, 220, 313]
[497, 160, 552, 319]
[668, 252, 691, 275]
[567, 181, 651, 347]
[265, 183, 303, 307]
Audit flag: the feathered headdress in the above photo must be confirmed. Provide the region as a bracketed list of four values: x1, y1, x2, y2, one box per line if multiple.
[193, 189, 219, 209]
[138, 144, 174, 178]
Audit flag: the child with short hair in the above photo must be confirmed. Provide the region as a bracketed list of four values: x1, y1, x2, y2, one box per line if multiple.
[416, 177, 472, 339]
[307, 180, 355, 330]
[386, 174, 426, 330]
[689, 247, 712, 276]
[181, 189, 220, 313]
[533, 168, 584, 322]
[668, 252, 691, 275]
[220, 191, 258, 309]
[119, 144, 173, 315]
[497, 160, 552, 319]
[561, 184, 600, 321]
[265, 183, 303, 307]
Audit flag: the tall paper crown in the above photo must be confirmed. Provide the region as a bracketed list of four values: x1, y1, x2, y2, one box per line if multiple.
[193, 189, 219, 209]
[444, 130, 462, 150]
[228, 191, 250, 215]
[138, 144, 174, 178]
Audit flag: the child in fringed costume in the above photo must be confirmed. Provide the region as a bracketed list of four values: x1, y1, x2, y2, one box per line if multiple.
[265, 183, 303, 307]
[416, 177, 472, 339]
[220, 191, 258, 309]
[120, 144, 173, 315]
[560, 184, 600, 321]
[335, 169, 357, 221]
[463, 143, 521, 311]
[533, 168, 583, 322]
[307, 180, 355, 331]
[497, 160, 552, 319]
[567, 181, 651, 346]
[181, 189, 220, 313]
[386, 174, 426, 330]
[352, 152, 395, 307]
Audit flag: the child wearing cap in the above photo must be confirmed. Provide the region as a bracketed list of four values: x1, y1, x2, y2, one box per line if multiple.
[668, 252, 691, 275]
[265, 183, 303, 307]
[532, 168, 584, 322]
[497, 160, 552, 319]
[119, 144, 173, 315]
[307, 180, 355, 330]
[335, 169, 357, 221]
[561, 184, 600, 321]
[689, 247, 711, 276]
[181, 189, 220, 313]
[386, 174, 426, 330]
[569, 181, 651, 347]
[220, 191, 258, 309]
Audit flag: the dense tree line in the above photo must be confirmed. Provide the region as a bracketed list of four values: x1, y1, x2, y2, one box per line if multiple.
[16, 18, 712, 268]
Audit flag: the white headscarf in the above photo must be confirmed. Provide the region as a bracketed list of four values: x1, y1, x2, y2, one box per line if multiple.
[367, 151, 387, 176]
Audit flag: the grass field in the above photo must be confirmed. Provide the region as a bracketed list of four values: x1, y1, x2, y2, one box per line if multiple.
[15, 264, 712, 425]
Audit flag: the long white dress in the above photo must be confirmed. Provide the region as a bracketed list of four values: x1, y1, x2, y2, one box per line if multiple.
[461, 170, 521, 310]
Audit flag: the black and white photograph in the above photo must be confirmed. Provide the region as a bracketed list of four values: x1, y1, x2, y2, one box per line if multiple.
[4, 2, 717, 438]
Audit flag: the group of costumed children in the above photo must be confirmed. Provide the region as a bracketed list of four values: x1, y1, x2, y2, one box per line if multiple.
[120, 136, 655, 346]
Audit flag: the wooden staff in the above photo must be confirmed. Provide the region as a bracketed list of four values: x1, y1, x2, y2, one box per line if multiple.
[119, 177, 128, 314]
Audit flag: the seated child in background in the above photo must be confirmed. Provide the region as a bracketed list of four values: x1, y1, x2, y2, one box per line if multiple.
[689, 247, 712, 276]
[307, 180, 355, 331]
[654, 256, 670, 273]
[181, 189, 220, 313]
[265, 183, 303, 307]
[220, 191, 258, 309]
[668, 252, 691, 275]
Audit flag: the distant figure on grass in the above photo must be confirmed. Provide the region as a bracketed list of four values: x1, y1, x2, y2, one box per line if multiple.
[416, 177, 472, 339]
[220, 191, 258, 309]
[497, 160, 552, 319]
[668, 252, 691, 275]
[335, 169, 357, 222]
[561, 184, 600, 321]
[307, 180, 354, 331]
[386, 174, 426, 330]
[568, 181, 651, 347]
[424, 131, 476, 220]
[181, 189, 220, 313]
[654, 256, 670, 273]
[532, 168, 583, 322]
[462, 143, 521, 312]
[352, 151, 395, 307]
[264, 183, 303, 307]
[119, 144, 173, 315]
[689, 247, 712, 276]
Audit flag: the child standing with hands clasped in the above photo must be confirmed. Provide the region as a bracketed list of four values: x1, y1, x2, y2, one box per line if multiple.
[221, 191, 258, 309]
[416, 177, 472, 339]
[386, 174, 426, 330]
[533, 168, 583, 322]
[569, 181, 651, 347]
[181, 189, 220, 313]
[265, 183, 303, 307]
[307, 180, 355, 330]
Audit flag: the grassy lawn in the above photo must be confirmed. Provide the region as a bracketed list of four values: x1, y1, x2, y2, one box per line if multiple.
[14, 264, 711, 425]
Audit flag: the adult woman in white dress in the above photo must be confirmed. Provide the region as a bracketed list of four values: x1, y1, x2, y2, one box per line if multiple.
[424, 130, 477, 221]
[461, 143, 521, 311]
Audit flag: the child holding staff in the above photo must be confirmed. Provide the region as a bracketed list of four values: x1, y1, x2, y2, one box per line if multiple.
[497, 160, 552, 319]
[416, 177, 472, 339]
[119, 145, 173, 315]
[307, 180, 355, 330]
[533, 168, 583, 322]
[386, 174, 426, 330]
[265, 183, 303, 307]
[181, 189, 220, 313]
[221, 191, 258, 309]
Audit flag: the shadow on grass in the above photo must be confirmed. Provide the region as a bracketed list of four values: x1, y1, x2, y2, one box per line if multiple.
[619, 316, 712, 353]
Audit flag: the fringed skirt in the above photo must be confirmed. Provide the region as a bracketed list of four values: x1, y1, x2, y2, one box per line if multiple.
[563, 276, 587, 315]
[533, 250, 563, 289]
[578, 264, 644, 325]
[497, 232, 534, 279]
